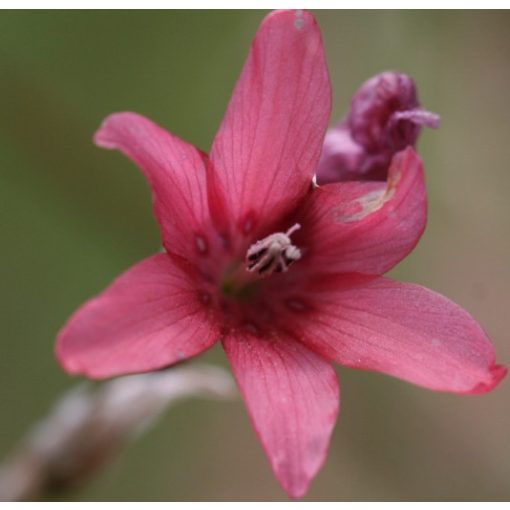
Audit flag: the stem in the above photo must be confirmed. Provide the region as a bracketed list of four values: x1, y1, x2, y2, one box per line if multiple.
[0, 363, 236, 501]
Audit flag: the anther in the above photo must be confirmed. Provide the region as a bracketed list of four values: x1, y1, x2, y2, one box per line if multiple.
[245, 224, 302, 277]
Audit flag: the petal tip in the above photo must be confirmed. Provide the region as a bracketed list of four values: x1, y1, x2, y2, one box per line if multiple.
[54, 338, 111, 380]
[55, 316, 113, 380]
[488, 363, 507, 388]
[93, 115, 118, 149]
[92, 111, 141, 149]
[275, 465, 314, 499]
[54, 335, 82, 377]
[284, 480, 310, 500]
[259, 9, 319, 37]
[469, 363, 507, 395]
[426, 111, 441, 129]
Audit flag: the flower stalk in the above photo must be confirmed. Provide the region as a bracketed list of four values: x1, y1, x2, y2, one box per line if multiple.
[0, 364, 235, 501]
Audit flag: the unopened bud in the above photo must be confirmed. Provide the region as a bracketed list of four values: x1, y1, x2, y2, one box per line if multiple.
[317, 71, 439, 183]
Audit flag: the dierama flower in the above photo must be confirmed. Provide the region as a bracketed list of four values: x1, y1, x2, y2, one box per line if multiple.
[56, 10, 506, 499]
[317, 71, 440, 183]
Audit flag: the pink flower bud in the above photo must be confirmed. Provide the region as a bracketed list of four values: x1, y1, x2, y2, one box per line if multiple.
[317, 71, 440, 183]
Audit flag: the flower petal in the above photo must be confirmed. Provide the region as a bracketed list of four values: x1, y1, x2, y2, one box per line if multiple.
[209, 10, 331, 239]
[288, 273, 506, 394]
[56, 253, 219, 379]
[347, 71, 420, 152]
[94, 112, 212, 260]
[298, 147, 426, 275]
[222, 331, 339, 498]
[316, 124, 366, 184]
[391, 108, 440, 130]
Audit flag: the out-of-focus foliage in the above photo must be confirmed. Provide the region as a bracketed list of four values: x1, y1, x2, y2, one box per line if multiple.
[1, 10, 509, 501]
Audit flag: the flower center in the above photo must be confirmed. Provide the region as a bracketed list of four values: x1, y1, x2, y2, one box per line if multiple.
[245, 224, 302, 277]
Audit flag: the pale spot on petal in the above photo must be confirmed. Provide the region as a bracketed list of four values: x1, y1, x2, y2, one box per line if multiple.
[333, 171, 401, 223]
[286, 299, 308, 313]
[199, 291, 212, 306]
[195, 234, 208, 255]
[244, 322, 260, 336]
[294, 9, 304, 30]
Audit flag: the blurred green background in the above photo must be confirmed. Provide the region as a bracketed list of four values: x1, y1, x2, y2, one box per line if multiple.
[1, 10, 509, 501]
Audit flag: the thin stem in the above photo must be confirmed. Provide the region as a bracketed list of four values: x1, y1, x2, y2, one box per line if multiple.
[0, 363, 236, 501]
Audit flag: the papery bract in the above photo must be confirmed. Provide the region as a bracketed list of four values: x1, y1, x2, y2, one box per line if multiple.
[56, 10, 506, 499]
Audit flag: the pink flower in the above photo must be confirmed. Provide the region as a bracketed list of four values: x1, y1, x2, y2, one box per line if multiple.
[56, 10, 506, 499]
[317, 71, 440, 183]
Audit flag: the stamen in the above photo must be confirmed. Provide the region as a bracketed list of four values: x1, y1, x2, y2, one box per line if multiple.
[245, 223, 302, 277]
[285, 224, 301, 237]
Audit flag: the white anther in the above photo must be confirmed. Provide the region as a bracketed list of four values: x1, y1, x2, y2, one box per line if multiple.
[245, 223, 302, 276]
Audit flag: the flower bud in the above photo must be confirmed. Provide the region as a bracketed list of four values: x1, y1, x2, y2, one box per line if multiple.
[317, 71, 439, 183]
